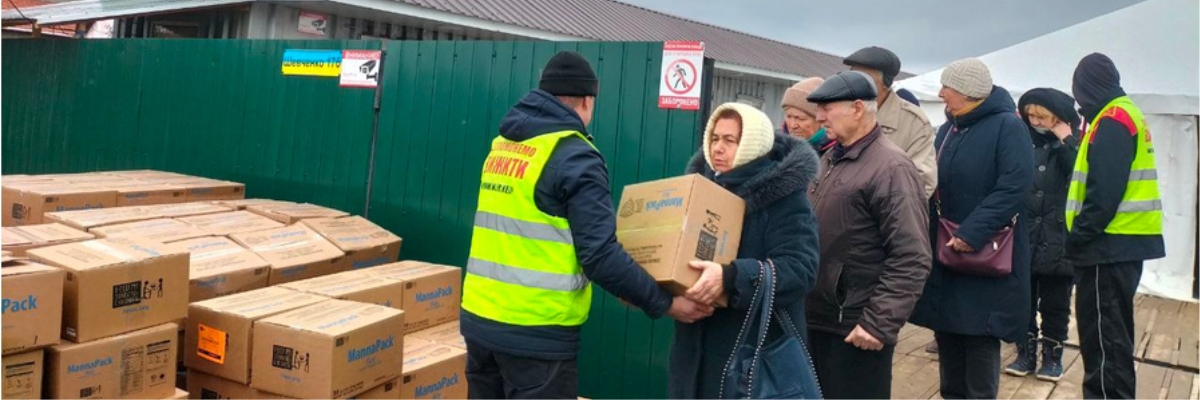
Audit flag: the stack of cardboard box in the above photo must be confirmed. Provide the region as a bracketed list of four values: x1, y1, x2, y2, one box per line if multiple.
[1, 171, 244, 228]
[26, 236, 190, 399]
[1, 255, 65, 399]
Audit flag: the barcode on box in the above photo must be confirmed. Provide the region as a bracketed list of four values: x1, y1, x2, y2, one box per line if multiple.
[694, 231, 717, 261]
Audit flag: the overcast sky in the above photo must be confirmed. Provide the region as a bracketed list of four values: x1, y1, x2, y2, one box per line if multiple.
[621, 0, 1148, 74]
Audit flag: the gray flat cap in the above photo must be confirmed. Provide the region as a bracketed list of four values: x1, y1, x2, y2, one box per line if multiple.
[844, 46, 902, 86]
[806, 71, 879, 104]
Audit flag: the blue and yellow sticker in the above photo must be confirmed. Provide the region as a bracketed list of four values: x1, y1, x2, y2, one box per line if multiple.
[282, 49, 342, 77]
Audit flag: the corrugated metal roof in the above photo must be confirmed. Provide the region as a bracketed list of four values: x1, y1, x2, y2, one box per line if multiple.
[397, 0, 854, 79]
[1, 0, 250, 25]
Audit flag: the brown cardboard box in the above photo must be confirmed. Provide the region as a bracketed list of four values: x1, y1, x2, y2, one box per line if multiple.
[1, 223, 94, 256]
[280, 270, 405, 309]
[145, 202, 234, 218]
[91, 218, 210, 244]
[184, 287, 327, 383]
[354, 377, 402, 399]
[408, 322, 465, 350]
[2, 185, 118, 226]
[250, 300, 405, 399]
[115, 184, 188, 207]
[1, 260, 65, 354]
[28, 237, 189, 343]
[615, 174, 745, 295]
[54, 172, 134, 185]
[187, 370, 293, 399]
[365, 262, 461, 333]
[1, 349, 43, 399]
[174, 179, 246, 202]
[44, 206, 162, 231]
[399, 338, 467, 400]
[301, 217, 402, 271]
[247, 203, 350, 225]
[178, 211, 285, 237]
[210, 199, 291, 211]
[173, 237, 271, 303]
[168, 388, 189, 399]
[230, 225, 347, 285]
[45, 323, 178, 399]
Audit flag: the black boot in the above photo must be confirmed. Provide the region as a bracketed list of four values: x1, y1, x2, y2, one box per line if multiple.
[1037, 338, 1065, 381]
[1005, 333, 1038, 377]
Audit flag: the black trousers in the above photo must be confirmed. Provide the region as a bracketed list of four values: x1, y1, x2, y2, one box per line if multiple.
[1029, 273, 1074, 341]
[935, 331, 1001, 399]
[465, 340, 578, 399]
[808, 329, 895, 399]
[1075, 261, 1142, 399]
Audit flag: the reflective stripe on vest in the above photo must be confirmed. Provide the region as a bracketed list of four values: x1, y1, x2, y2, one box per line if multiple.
[1065, 96, 1163, 235]
[462, 130, 595, 327]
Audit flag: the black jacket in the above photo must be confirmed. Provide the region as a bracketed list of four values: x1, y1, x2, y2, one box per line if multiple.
[1066, 54, 1166, 266]
[1018, 88, 1080, 276]
[670, 134, 821, 399]
[461, 90, 672, 360]
[909, 86, 1035, 343]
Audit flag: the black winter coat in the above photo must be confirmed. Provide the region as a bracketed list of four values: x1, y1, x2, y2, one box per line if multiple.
[909, 86, 1035, 344]
[1019, 88, 1081, 276]
[669, 134, 821, 399]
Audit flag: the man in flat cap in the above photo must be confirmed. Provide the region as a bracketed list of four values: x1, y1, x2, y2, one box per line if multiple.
[804, 71, 932, 399]
[845, 46, 938, 199]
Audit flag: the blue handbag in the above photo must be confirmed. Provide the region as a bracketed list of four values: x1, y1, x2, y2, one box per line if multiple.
[719, 259, 823, 399]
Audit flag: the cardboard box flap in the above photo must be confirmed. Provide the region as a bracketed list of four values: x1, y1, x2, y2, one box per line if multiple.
[210, 199, 290, 210]
[173, 236, 271, 280]
[247, 203, 349, 223]
[27, 237, 186, 272]
[0, 261, 61, 277]
[145, 202, 233, 218]
[90, 218, 208, 243]
[229, 225, 345, 268]
[280, 271, 398, 297]
[1, 223, 93, 247]
[178, 211, 285, 236]
[366, 261, 459, 281]
[409, 322, 464, 347]
[49, 322, 177, 352]
[44, 206, 162, 230]
[191, 287, 326, 319]
[20, 185, 117, 196]
[403, 339, 466, 371]
[300, 217, 401, 252]
[259, 299, 404, 336]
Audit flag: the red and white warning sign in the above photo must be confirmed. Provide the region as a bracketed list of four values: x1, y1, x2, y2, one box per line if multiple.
[340, 50, 382, 88]
[658, 41, 705, 110]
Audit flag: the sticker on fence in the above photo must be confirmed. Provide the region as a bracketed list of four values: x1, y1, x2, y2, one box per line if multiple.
[281, 49, 342, 77]
[658, 41, 705, 111]
[340, 50, 382, 88]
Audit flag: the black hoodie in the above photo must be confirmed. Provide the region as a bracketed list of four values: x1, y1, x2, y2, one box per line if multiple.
[1066, 53, 1165, 266]
[460, 89, 673, 360]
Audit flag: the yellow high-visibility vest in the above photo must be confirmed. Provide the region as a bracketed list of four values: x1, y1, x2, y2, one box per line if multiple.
[462, 130, 594, 326]
[1065, 96, 1163, 235]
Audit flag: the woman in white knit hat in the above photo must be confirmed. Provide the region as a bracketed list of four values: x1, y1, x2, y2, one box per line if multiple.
[908, 58, 1035, 399]
[668, 103, 822, 399]
[780, 77, 835, 155]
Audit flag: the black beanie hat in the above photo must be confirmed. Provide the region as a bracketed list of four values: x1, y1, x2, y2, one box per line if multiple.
[1072, 53, 1122, 111]
[540, 51, 599, 97]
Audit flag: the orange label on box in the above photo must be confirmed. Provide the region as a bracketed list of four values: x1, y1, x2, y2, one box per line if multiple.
[197, 323, 228, 364]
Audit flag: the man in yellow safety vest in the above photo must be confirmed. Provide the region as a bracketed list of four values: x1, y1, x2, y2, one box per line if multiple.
[459, 51, 713, 399]
[1066, 53, 1165, 399]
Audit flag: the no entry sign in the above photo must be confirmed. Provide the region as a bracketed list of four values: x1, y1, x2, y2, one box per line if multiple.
[659, 41, 705, 111]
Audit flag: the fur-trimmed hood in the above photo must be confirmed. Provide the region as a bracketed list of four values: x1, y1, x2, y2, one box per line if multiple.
[686, 133, 819, 212]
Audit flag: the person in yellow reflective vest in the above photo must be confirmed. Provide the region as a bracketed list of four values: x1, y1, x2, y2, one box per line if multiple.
[1066, 53, 1165, 400]
[459, 51, 714, 399]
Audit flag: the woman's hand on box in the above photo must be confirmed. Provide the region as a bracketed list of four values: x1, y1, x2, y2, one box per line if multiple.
[686, 260, 725, 305]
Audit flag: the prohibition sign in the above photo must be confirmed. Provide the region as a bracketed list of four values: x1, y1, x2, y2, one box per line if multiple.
[664, 58, 698, 95]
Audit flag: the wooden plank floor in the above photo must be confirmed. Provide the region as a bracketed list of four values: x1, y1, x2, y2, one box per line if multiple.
[892, 294, 1199, 399]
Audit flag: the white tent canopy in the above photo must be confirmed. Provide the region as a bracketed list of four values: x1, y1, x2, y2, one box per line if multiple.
[896, 0, 1199, 300]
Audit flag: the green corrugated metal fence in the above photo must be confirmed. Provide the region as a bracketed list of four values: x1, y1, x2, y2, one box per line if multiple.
[2, 39, 706, 398]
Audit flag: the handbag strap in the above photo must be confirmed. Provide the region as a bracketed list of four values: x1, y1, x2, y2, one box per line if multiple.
[719, 260, 771, 399]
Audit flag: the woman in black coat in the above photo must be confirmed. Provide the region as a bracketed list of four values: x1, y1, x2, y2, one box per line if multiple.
[1004, 88, 1081, 382]
[909, 58, 1035, 399]
[670, 102, 821, 399]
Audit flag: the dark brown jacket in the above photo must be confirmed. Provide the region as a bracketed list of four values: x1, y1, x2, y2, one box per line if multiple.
[805, 125, 931, 345]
